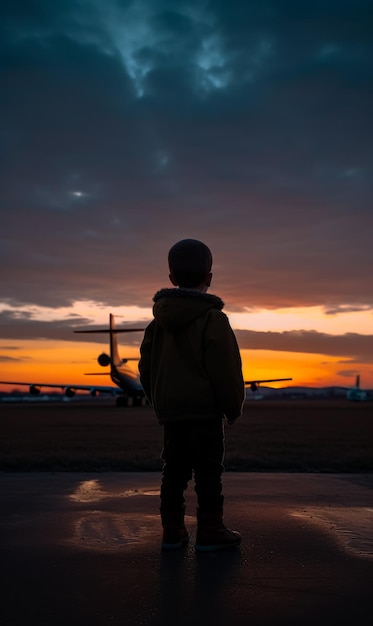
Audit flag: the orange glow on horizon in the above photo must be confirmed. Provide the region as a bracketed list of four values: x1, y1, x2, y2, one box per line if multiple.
[1, 339, 372, 393]
[241, 349, 369, 388]
[0, 339, 140, 392]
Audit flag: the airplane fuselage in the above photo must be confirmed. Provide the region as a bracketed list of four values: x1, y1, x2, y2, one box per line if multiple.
[347, 389, 367, 402]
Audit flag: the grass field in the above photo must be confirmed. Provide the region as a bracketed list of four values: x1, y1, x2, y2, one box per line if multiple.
[0, 399, 372, 472]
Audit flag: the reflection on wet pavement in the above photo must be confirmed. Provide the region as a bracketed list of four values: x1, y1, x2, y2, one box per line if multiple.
[70, 511, 161, 551]
[69, 479, 159, 503]
[292, 507, 373, 560]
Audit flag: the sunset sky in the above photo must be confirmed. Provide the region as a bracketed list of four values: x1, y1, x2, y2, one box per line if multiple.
[1, 0, 372, 392]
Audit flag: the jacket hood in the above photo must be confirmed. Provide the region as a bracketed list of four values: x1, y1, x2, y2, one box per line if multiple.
[152, 288, 224, 331]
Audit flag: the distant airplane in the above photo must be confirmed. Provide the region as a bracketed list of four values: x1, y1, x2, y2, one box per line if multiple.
[345, 375, 368, 402]
[0, 314, 292, 406]
[0, 314, 146, 406]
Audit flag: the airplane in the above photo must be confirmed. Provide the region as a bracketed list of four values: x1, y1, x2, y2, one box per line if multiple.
[0, 314, 146, 406]
[0, 314, 292, 406]
[345, 375, 368, 402]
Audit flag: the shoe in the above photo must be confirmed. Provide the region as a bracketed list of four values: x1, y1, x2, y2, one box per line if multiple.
[195, 509, 241, 552]
[161, 527, 189, 550]
[161, 508, 189, 551]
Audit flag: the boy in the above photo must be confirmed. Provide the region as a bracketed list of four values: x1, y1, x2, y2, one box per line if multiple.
[138, 239, 245, 551]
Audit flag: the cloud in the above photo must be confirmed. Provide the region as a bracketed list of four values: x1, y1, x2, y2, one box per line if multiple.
[0, 309, 145, 345]
[1, 308, 372, 362]
[0, 0, 372, 313]
[235, 328, 373, 363]
[324, 304, 373, 315]
[0, 354, 23, 362]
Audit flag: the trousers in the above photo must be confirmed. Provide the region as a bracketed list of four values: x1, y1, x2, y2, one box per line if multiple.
[160, 418, 225, 512]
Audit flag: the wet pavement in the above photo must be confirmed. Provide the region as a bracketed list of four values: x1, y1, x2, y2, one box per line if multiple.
[1, 472, 373, 626]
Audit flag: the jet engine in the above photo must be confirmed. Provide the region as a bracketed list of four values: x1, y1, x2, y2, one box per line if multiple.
[90, 388, 98, 397]
[250, 382, 258, 391]
[98, 352, 111, 367]
[30, 385, 41, 395]
[64, 387, 76, 398]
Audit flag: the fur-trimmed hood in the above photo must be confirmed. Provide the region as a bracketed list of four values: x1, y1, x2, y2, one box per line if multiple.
[152, 288, 224, 332]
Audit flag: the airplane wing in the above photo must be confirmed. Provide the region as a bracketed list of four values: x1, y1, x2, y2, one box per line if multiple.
[245, 378, 292, 390]
[0, 380, 122, 397]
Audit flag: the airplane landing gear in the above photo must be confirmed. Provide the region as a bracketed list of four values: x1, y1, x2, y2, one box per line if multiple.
[116, 396, 129, 407]
[115, 395, 147, 407]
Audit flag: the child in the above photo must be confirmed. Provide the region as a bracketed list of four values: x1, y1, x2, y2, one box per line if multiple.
[138, 238, 245, 551]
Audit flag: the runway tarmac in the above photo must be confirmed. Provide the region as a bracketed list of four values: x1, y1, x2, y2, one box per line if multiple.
[1, 472, 373, 626]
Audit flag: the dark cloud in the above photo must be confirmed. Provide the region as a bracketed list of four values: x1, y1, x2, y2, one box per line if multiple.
[0, 354, 23, 362]
[0, 0, 372, 314]
[336, 368, 363, 380]
[1, 309, 372, 362]
[235, 329, 373, 363]
[0, 309, 147, 345]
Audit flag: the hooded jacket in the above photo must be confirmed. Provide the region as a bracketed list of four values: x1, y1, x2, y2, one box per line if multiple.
[138, 288, 245, 424]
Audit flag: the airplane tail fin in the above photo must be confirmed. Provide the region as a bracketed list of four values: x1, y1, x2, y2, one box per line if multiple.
[109, 314, 122, 368]
[356, 374, 360, 389]
[74, 314, 145, 371]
